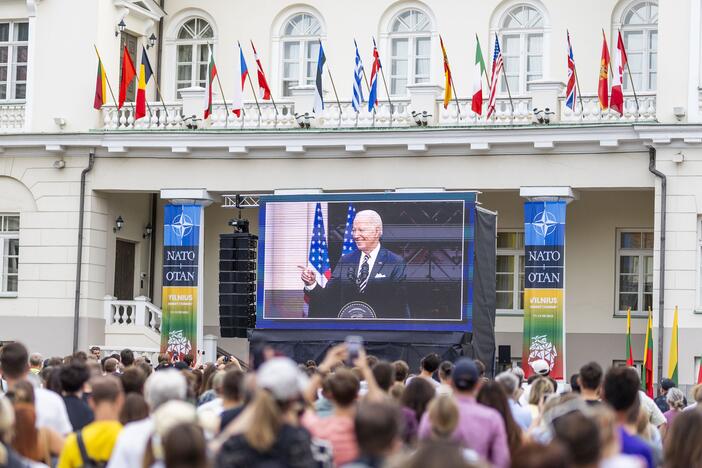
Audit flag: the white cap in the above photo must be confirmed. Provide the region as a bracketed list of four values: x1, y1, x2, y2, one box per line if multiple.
[530, 359, 550, 376]
[256, 357, 309, 401]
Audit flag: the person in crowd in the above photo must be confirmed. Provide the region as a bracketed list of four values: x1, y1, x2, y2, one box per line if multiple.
[638, 387, 666, 429]
[155, 353, 172, 371]
[527, 376, 554, 421]
[569, 373, 581, 394]
[343, 400, 403, 468]
[663, 407, 702, 468]
[425, 394, 458, 440]
[197, 371, 225, 416]
[215, 357, 315, 468]
[418, 358, 510, 468]
[0, 394, 32, 467]
[59, 362, 94, 431]
[662, 387, 685, 429]
[684, 383, 702, 411]
[119, 366, 146, 395]
[406, 353, 440, 389]
[399, 377, 435, 444]
[89, 347, 101, 361]
[371, 361, 395, 394]
[57, 376, 124, 468]
[477, 380, 523, 457]
[601, 366, 654, 468]
[198, 363, 216, 397]
[103, 358, 119, 376]
[163, 422, 208, 468]
[119, 349, 135, 369]
[510, 366, 526, 401]
[119, 393, 149, 425]
[107, 370, 188, 468]
[634, 406, 663, 466]
[590, 405, 645, 468]
[520, 359, 562, 406]
[437, 361, 453, 395]
[551, 411, 602, 468]
[28, 354, 42, 376]
[653, 378, 675, 413]
[400, 440, 482, 468]
[142, 400, 200, 467]
[577, 362, 602, 406]
[392, 360, 409, 384]
[494, 371, 532, 430]
[0, 342, 73, 436]
[474, 359, 487, 381]
[511, 441, 570, 468]
[389, 382, 404, 401]
[11, 382, 64, 465]
[218, 369, 245, 432]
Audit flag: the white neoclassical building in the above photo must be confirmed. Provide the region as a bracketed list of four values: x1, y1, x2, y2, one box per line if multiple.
[1, 0, 702, 388]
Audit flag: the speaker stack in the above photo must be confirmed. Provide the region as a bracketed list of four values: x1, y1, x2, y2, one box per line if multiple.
[219, 233, 258, 338]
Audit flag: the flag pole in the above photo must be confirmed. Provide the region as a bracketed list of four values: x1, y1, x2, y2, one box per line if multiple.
[495, 34, 514, 117]
[618, 30, 640, 116]
[208, 44, 230, 126]
[93, 45, 119, 108]
[567, 31, 585, 116]
[373, 37, 394, 126]
[477, 35, 492, 90]
[321, 40, 343, 126]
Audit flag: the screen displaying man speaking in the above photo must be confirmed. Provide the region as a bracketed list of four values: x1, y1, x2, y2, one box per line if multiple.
[257, 194, 475, 331]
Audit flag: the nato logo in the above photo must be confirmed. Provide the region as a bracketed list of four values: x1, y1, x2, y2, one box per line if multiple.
[525, 201, 565, 246]
[532, 210, 558, 238]
[171, 213, 193, 239]
[164, 205, 200, 247]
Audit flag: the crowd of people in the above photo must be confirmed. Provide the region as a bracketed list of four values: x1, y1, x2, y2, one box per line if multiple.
[0, 341, 701, 468]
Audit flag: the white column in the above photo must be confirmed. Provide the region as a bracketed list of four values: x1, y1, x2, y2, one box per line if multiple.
[406, 84, 443, 125]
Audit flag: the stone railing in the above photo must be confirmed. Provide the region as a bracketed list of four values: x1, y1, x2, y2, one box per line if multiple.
[0, 102, 25, 131]
[437, 97, 533, 125]
[103, 295, 161, 334]
[559, 93, 656, 123]
[313, 100, 413, 128]
[91, 345, 160, 363]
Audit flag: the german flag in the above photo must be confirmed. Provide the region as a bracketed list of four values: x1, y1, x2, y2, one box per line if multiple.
[135, 47, 154, 120]
[93, 56, 107, 109]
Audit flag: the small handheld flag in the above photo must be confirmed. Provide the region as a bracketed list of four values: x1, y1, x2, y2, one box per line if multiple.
[471, 36, 487, 115]
[135, 47, 154, 120]
[232, 42, 248, 117]
[486, 34, 503, 119]
[368, 38, 381, 112]
[313, 42, 326, 114]
[251, 41, 272, 100]
[439, 35, 452, 109]
[565, 32, 577, 112]
[352, 40, 364, 113]
[118, 46, 136, 110]
[598, 31, 610, 110]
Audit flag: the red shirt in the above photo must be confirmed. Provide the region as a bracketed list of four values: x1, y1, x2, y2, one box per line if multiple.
[302, 410, 358, 466]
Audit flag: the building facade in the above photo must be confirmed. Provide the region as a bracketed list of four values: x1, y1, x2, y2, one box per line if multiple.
[1, 0, 702, 386]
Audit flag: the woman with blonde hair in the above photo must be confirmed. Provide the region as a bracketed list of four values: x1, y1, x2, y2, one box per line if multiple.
[527, 377, 555, 421]
[427, 394, 458, 440]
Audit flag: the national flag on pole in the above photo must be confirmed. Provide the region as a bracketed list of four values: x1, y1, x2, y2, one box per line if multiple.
[642, 308, 654, 398]
[232, 42, 248, 117]
[93, 55, 107, 110]
[439, 35, 452, 109]
[368, 38, 381, 112]
[598, 32, 610, 110]
[486, 34, 503, 119]
[565, 31, 577, 111]
[341, 203, 357, 256]
[472, 36, 487, 115]
[668, 306, 679, 385]
[309, 202, 331, 287]
[118, 46, 136, 110]
[352, 40, 364, 112]
[698, 357, 702, 384]
[313, 41, 326, 114]
[250, 41, 272, 100]
[610, 31, 627, 115]
[203, 45, 217, 120]
[626, 307, 634, 366]
[135, 47, 154, 120]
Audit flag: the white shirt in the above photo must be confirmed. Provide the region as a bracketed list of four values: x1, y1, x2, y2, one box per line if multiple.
[107, 417, 156, 468]
[35, 387, 72, 435]
[197, 397, 223, 416]
[406, 375, 441, 389]
[357, 243, 381, 279]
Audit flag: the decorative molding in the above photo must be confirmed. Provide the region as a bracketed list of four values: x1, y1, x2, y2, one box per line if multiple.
[26, 0, 41, 17]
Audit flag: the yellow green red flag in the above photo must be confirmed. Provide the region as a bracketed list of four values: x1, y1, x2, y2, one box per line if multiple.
[667, 306, 678, 385]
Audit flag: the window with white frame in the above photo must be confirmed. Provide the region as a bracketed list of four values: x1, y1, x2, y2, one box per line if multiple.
[616, 230, 653, 315]
[496, 231, 525, 313]
[499, 5, 544, 94]
[388, 9, 432, 96]
[280, 13, 323, 97]
[621, 1, 658, 92]
[0, 214, 19, 294]
[0, 21, 28, 101]
[175, 18, 214, 92]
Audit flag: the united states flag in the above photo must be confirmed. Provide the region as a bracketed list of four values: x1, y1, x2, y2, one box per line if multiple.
[565, 31, 577, 111]
[486, 34, 503, 119]
[342, 203, 357, 256]
[309, 202, 331, 287]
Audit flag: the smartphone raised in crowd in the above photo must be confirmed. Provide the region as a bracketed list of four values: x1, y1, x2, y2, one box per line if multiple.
[345, 335, 363, 366]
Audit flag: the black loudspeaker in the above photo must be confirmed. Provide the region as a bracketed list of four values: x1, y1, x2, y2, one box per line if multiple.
[219, 233, 258, 338]
[497, 345, 512, 365]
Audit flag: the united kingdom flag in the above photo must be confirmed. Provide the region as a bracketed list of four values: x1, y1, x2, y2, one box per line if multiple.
[308, 202, 331, 287]
[565, 31, 577, 111]
[341, 203, 357, 256]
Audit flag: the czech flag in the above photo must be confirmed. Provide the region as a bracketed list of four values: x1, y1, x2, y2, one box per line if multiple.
[232, 42, 248, 117]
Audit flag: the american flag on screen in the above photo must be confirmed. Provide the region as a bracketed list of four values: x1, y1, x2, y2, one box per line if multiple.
[309, 202, 331, 287]
[342, 203, 357, 256]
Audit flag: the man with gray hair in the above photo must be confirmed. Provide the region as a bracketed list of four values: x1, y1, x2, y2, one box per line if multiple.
[301, 209, 409, 318]
[106, 370, 187, 468]
[495, 371, 532, 430]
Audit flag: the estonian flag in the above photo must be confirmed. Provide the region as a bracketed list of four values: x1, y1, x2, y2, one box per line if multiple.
[313, 41, 326, 114]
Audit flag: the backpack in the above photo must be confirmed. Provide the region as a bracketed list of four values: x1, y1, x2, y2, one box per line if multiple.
[76, 431, 107, 468]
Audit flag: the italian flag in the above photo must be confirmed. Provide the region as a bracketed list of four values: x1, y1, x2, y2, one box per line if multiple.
[642, 308, 654, 398]
[625, 308, 634, 366]
[668, 306, 678, 385]
[472, 36, 486, 115]
[203, 46, 218, 120]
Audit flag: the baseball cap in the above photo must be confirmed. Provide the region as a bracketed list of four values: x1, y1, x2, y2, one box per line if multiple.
[661, 378, 676, 391]
[257, 357, 309, 401]
[531, 359, 550, 376]
[452, 358, 479, 390]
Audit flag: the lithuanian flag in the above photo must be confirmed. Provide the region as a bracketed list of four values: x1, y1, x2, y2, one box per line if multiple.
[439, 35, 452, 109]
[642, 308, 654, 398]
[667, 306, 678, 385]
[93, 56, 107, 110]
[625, 307, 634, 366]
[135, 47, 154, 120]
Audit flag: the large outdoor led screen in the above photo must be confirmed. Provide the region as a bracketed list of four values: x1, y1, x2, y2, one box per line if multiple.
[256, 192, 476, 332]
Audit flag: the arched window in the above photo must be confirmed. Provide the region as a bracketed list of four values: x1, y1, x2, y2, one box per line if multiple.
[281, 13, 323, 97]
[499, 4, 545, 94]
[175, 18, 214, 92]
[388, 9, 432, 96]
[621, 1, 657, 91]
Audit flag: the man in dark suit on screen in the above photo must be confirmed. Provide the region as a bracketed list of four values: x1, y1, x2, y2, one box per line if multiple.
[300, 209, 410, 319]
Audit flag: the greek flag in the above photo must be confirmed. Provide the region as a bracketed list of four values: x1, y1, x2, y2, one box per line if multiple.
[313, 41, 326, 114]
[352, 40, 364, 112]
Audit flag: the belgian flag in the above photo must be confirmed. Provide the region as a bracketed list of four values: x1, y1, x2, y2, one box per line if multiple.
[135, 47, 154, 120]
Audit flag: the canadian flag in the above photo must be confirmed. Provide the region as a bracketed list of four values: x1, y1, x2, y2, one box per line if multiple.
[610, 31, 628, 115]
